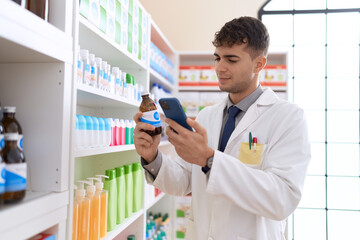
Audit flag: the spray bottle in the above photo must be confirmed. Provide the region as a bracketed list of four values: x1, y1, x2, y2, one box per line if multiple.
[95, 175, 109, 238]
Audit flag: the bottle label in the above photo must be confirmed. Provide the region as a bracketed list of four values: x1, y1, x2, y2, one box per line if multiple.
[84, 64, 91, 84]
[5, 163, 27, 192]
[141, 110, 161, 127]
[18, 134, 23, 150]
[0, 134, 4, 150]
[0, 163, 5, 194]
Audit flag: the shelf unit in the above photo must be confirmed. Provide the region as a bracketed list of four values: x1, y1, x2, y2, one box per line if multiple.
[0, 0, 73, 239]
[70, 1, 178, 240]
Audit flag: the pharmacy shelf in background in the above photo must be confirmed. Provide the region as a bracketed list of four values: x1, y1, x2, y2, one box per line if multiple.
[150, 68, 176, 92]
[178, 86, 221, 91]
[0, 0, 72, 63]
[77, 83, 139, 108]
[102, 210, 144, 240]
[0, 191, 69, 239]
[78, 15, 146, 71]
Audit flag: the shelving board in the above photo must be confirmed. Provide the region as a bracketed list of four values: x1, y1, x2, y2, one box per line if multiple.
[102, 210, 144, 240]
[0, 191, 69, 239]
[78, 15, 146, 71]
[150, 68, 176, 92]
[74, 144, 136, 158]
[0, 0, 72, 63]
[77, 84, 139, 108]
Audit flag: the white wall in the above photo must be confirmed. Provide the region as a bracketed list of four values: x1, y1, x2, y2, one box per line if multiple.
[140, 0, 267, 51]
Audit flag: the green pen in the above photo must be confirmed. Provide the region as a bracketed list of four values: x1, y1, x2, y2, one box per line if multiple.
[249, 132, 252, 150]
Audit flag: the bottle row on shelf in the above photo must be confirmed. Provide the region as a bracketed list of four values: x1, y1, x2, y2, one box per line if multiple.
[150, 42, 176, 85]
[73, 162, 144, 240]
[0, 106, 26, 206]
[77, 47, 144, 103]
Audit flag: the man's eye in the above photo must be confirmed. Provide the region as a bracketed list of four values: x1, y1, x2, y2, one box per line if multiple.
[214, 58, 220, 62]
[228, 59, 237, 63]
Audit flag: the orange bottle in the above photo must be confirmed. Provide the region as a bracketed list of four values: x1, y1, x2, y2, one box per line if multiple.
[76, 181, 91, 240]
[95, 175, 109, 238]
[85, 179, 101, 240]
[72, 198, 79, 240]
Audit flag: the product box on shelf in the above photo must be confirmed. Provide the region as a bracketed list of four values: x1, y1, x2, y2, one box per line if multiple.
[199, 66, 218, 86]
[88, 0, 101, 28]
[259, 64, 287, 87]
[107, 14, 116, 40]
[178, 92, 199, 117]
[199, 92, 227, 112]
[178, 66, 200, 86]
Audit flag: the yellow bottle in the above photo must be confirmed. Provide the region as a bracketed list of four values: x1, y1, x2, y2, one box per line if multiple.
[95, 175, 109, 238]
[76, 181, 91, 240]
[72, 187, 79, 240]
[85, 179, 101, 240]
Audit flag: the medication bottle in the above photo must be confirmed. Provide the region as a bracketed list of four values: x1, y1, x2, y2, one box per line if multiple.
[139, 93, 162, 136]
[101, 61, 108, 91]
[1, 106, 23, 150]
[95, 57, 103, 90]
[80, 49, 91, 85]
[89, 53, 98, 87]
[1, 133, 26, 203]
[77, 45, 83, 84]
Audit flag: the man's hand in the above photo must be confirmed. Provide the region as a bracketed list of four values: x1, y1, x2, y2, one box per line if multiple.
[165, 117, 214, 167]
[133, 112, 161, 163]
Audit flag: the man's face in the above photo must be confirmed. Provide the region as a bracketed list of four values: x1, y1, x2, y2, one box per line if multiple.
[214, 43, 261, 102]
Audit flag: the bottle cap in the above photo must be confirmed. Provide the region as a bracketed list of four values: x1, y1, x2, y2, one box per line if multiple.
[95, 175, 109, 190]
[112, 67, 119, 74]
[126, 73, 132, 84]
[3, 106, 16, 113]
[4, 133, 18, 141]
[115, 166, 125, 177]
[97, 117, 105, 131]
[84, 116, 93, 130]
[127, 235, 135, 240]
[124, 164, 132, 174]
[84, 180, 96, 194]
[91, 117, 99, 130]
[80, 49, 89, 57]
[76, 180, 87, 198]
[89, 53, 95, 61]
[141, 91, 150, 96]
[132, 162, 141, 171]
[105, 169, 116, 180]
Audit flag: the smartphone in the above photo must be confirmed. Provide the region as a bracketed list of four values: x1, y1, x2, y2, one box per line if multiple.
[159, 98, 193, 132]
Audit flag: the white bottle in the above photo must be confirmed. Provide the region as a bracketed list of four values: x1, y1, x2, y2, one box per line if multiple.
[95, 57, 103, 90]
[84, 116, 93, 148]
[89, 54, 98, 87]
[107, 64, 112, 93]
[101, 61, 108, 91]
[112, 67, 120, 95]
[76, 115, 86, 149]
[97, 117, 106, 147]
[80, 49, 91, 85]
[122, 72, 128, 98]
[77, 45, 83, 84]
[92, 117, 100, 148]
[109, 66, 116, 95]
[104, 118, 111, 147]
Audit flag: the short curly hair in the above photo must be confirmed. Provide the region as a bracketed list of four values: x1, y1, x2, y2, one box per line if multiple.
[212, 16, 270, 59]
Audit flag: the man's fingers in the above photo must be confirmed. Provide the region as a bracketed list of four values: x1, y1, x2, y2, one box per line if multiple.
[134, 121, 155, 134]
[187, 118, 206, 136]
[133, 112, 143, 123]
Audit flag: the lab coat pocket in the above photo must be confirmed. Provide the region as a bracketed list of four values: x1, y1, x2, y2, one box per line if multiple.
[238, 142, 265, 165]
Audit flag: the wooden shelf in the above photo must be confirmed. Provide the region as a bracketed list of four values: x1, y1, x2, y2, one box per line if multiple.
[0, 0, 72, 63]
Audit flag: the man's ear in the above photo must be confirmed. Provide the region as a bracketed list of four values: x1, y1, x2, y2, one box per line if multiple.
[253, 56, 267, 74]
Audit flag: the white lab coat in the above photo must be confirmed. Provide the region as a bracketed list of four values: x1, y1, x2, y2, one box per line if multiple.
[146, 88, 311, 240]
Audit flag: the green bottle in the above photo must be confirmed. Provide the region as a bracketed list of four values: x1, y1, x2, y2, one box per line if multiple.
[115, 166, 125, 224]
[124, 164, 133, 218]
[104, 169, 117, 231]
[125, 120, 132, 145]
[132, 162, 143, 212]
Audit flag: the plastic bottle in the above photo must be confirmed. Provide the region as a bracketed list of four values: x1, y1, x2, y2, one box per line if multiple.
[80, 49, 91, 85]
[0, 111, 4, 151]
[104, 118, 111, 147]
[1, 133, 26, 203]
[104, 169, 117, 231]
[124, 164, 133, 218]
[131, 120, 135, 144]
[116, 119, 125, 146]
[109, 66, 116, 94]
[77, 45, 83, 84]
[109, 118, 116, 146]
[83, 116, 93, 148]
[91, 117, 100, 148]
[76, 181, 91, 240]
[132, 162, 143, 212]
[115, 166, 125, 224]
[0, 145, 4, 206]
[89, 53, 98, 87]
[107, 64, 112, 93]
[113, 67, 122, 96]
[1, 106, 24, 150]
[72, 186, 79, 240]
[85, 179, 101, 240]
[125, 120, 132, 145]
[139, 93, 162, 136]
[114, 118, 120, 146]
[95, 57, 103, 90]
[126, 74, 133, 101]
[97, 118, 105, 148]
[122, 72, 128, 98]
[95, 175, 109, 238]
[150, 83, 159, 106]
[77, 115, 86, 149]
[101, 61, 108, 91]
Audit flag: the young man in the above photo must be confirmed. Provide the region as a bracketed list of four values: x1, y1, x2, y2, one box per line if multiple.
[133, 16, 311, 240]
